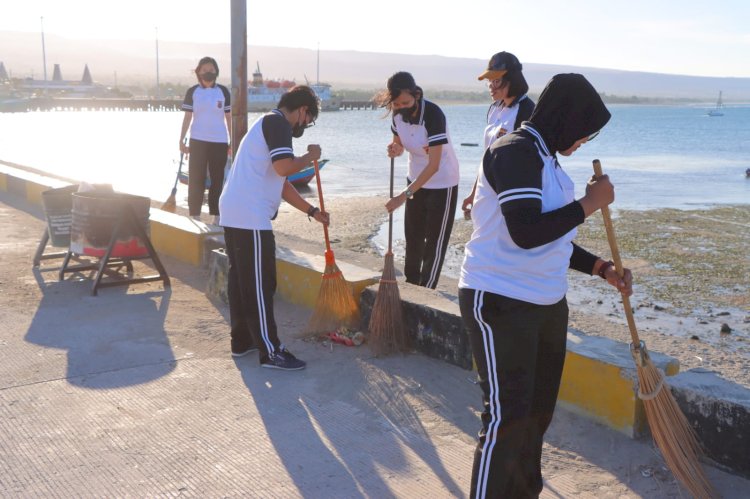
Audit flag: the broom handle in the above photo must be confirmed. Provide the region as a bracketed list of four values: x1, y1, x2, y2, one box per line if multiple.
[313, 159, 332, 252]
[172, 138, 187, 190]
[388, 157, 394, 253]
[592, 159, 641, 346]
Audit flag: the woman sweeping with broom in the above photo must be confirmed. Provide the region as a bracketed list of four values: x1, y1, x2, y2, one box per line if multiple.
[378, 71, 460, 289]
[458, 73, 633, 498]
[219, 85, 327, 370]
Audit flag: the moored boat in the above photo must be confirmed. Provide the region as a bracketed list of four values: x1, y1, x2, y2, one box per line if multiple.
[247, 62, 340, 112]
[178, 159, 328, 188]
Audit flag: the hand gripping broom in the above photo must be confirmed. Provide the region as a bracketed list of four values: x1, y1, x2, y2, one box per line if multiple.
[593, 159, 715, 498]
[367, 157, 408, 355]
[305, 159, 360, 334]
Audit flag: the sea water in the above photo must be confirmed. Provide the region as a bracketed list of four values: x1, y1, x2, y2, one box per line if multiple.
[1, 104, 748, 211]
[2, 103, 748, 256]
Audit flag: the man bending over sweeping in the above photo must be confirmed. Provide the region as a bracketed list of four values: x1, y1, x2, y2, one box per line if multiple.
[219, 85, 328, 370]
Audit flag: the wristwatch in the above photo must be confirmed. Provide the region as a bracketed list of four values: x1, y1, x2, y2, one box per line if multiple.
[403, 188, 414, 199]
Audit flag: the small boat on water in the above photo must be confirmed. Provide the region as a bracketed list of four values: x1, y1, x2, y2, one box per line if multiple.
[178, 159, 328, 188]
[707, 91, 724, 117]
[288, 159, 328, 187]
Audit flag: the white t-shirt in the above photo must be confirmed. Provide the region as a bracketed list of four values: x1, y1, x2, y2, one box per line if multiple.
[182, 84, 231, 143]
[483, 95, 530, 149]
[391, 98, 459, 189]
[219, 110, 293, 230]
[459, 124, 577, 305]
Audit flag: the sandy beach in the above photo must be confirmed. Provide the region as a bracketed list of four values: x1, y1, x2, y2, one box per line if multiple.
[273, 195, 750, 389]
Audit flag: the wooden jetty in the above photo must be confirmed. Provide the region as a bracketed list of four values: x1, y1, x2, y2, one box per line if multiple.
[0, 97, 182, 113]
[2, 96, 379, 113]
[339, 100, 377, 110]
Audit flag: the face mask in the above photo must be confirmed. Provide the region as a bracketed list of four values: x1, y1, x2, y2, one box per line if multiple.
[292, 124, 305, 138]
[397, 104, 417, 121]
[201, 72, 217, 82]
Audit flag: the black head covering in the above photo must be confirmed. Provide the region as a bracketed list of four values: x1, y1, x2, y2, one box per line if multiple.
[527, 73, 611, 154]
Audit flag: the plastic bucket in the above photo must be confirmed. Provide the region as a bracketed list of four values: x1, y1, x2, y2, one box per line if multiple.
[70, 191, 151, 258]
[41, 184, 79, 247]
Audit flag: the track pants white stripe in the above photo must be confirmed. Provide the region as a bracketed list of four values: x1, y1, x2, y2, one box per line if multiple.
[473, 290, 502, 499]
[425, 186, 454, 289]
[252, 230, 274, 354]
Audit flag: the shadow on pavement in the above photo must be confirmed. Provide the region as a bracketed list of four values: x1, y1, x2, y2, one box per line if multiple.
[24, 270, 175, 389]
[234, 346, 471, 498]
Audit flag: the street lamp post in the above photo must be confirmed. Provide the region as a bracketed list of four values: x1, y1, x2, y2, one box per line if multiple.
[155, 27, 161, 100]
[40, 16, 48, 95]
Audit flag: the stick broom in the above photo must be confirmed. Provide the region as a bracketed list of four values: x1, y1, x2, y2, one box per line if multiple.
[161, 146, 185, 213]
[593, 159, 714, 498]
[305, 159, 360, 334]
[367, 157, 408, 355]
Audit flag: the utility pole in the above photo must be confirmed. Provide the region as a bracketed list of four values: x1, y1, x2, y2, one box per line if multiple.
[155, 27, 160, 100]
[40, 16, 48, 95]
[230, 0, 248, 157]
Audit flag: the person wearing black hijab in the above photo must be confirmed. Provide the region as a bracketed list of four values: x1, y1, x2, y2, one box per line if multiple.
[458, 73, 633, 499]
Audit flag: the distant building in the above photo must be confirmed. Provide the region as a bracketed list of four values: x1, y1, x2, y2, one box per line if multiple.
[0, 62, 8, 82]
[16, 63, 107, 97]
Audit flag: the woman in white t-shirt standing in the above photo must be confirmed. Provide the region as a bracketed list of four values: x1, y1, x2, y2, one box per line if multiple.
[378, 71, 460, 289]
[462, 51, 535, 219]
[459, 74, 633, 498]
[179, 56, 231, 224]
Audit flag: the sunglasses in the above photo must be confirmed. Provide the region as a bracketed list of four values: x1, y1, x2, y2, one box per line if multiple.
[303, 111, 316, 129]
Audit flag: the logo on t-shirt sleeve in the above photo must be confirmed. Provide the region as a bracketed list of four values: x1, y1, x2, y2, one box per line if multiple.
[217, 100, 223, 109]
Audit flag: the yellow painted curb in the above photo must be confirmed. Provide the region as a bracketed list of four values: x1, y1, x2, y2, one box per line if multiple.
[559, 330, 680, 437]
[149, 209, 222, 266]
[275, 247, 378, 308]
[26, 181, 47, 205]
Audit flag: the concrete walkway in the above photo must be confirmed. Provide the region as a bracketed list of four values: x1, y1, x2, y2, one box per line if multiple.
[1, 190, 748, 498]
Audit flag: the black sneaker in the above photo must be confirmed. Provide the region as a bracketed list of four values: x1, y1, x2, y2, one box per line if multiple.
[231, 346, 258, 358]
[261, 349, 306, 371]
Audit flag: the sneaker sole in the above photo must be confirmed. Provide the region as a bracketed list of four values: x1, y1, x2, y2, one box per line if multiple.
[260, 363, 306, 371]
[231, 348, 258, 358]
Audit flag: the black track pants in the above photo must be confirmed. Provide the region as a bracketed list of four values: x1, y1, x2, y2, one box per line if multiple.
[225, 227, 280, 360]
[403, 183, 457, 289]
[188, 138, 227, 216]
[458, 288, 569, 499]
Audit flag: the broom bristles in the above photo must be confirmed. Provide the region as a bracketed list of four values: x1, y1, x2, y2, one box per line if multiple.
[636, 348, 715, 499]
[367, 252, 408, 356]
[303, 260, 360, 336]
[161, 193, 177, 213]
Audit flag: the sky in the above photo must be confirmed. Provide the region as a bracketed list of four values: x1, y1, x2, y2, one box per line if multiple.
[3, 0, 750, 78]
